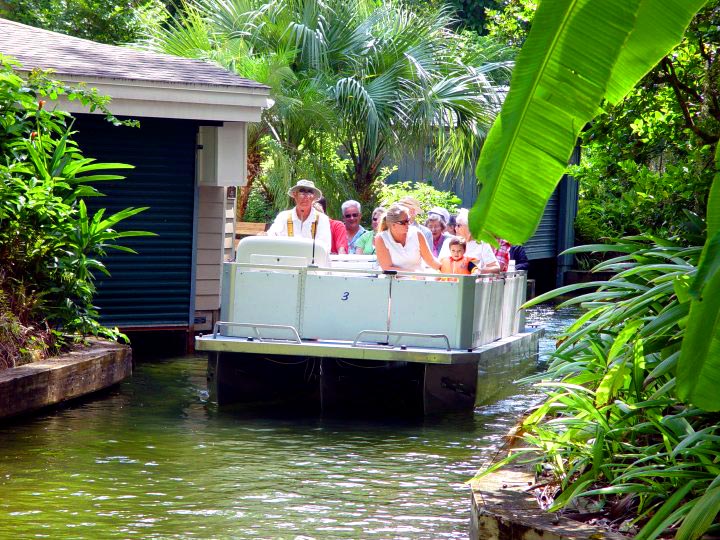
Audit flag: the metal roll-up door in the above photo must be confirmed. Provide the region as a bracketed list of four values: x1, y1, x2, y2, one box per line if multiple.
[73, 114, 199, 327]
[524, 188, 559, 260]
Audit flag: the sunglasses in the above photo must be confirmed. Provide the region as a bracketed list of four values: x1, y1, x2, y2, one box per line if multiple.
[394, 219, 410, 226]
[344, 213, 359, 218]
[296, 188, 315, 195]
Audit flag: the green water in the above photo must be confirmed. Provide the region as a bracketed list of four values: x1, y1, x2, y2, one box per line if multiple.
[0, 307, 573, 539]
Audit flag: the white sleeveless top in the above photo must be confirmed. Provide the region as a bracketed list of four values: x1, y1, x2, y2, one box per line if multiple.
[378, 226, 422, 271]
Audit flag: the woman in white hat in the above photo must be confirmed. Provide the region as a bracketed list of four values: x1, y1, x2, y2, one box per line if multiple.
[266, 179, 331, 251]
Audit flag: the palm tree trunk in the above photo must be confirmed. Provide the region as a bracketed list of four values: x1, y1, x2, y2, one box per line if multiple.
[353, 148, 384, 205]
[236, 147, 263, 221]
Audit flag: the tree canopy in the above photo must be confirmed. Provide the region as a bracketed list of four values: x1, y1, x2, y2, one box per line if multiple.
[137, 0, 511, 207]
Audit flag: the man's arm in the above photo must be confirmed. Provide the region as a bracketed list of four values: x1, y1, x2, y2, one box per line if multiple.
[510, 245, 530, 271]
[480, 243, 500, 274]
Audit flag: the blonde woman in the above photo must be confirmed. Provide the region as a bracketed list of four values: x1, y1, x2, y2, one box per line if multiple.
[375, 204, 441, 272]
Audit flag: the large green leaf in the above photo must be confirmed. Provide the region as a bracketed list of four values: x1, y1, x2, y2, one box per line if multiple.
[677, 144, 720, 410]
[469, 0, 708, 245]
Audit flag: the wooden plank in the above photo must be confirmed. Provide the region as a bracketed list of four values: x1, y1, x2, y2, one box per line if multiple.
[195, 295, 221, 311]
[199, 202, 225, 217]
[236, 221, 267, 236]
[198, 232, 223, 247]
[196, 264, 222, 280]
[196, 249, 222, 265]
[195, 279, 220, 295]
[198, 217, 224, 233]
[199, 185, 226, 204]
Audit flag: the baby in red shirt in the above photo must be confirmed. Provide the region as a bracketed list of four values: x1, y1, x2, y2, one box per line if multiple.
[439, 237, 477, 276]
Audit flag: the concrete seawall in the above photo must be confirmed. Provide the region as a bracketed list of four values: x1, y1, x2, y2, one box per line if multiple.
[470, 441, 628, 539]
[0, 340, 132, 420]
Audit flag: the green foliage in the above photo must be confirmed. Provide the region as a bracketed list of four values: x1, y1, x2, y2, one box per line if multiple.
[0, 55, 149, 365]
[485, 0, 536, 47]
[137, 0, 509, 202]
[470, 0, 706, 247]
[571, 2, 720, 244]
[477, 234, 720, 538]
[0, 0, 168, 44]
[375, 179, 462, 216]
[242, 182, 275, 224]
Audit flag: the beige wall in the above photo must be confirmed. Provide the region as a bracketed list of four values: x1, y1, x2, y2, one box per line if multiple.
[195, 186, 236, 329]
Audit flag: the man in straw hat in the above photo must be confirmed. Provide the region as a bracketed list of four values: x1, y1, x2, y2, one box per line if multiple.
[266, 179, 331, 251]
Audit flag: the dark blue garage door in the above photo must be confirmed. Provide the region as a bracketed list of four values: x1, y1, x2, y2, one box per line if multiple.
[74, 114, 200, 327]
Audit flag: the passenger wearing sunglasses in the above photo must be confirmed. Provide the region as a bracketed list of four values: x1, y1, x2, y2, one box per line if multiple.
[375, 204, 441, 273]
[341, 200, 365, 253]
[266, 179, 331, 251]
[437, 208, 500, 274]
[355, 207, 385, 254]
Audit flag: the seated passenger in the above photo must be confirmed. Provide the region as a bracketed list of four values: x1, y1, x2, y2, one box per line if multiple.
[375, 204, 441, 272]
[314, 196, 348, 254]
[425, 213, 451, 257]
[446, 214, 457, 236]
[355, 207, 385, 254]
[439, 237, 476, 275]
[342, 199, 366, 253]
[493, 238, 530, 272]
[266, 179, 331, 252]
[438, 209, 500, 274]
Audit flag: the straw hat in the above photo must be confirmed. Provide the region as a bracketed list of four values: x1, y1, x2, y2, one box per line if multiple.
[287, 179, 322, 198]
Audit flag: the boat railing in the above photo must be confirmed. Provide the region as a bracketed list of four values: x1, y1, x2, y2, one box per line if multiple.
[218, 261, 527, 351]
[352, 330, 452, 351]
[213, 322, 302, 343]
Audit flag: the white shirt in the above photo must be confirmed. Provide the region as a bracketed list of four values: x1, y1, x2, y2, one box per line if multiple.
[438, 236, 498, 268]
[267, 207, 332, 252]
[378, 226, 423, 271]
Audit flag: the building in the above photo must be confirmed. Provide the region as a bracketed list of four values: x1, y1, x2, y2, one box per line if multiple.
[0, 18, 270, 348]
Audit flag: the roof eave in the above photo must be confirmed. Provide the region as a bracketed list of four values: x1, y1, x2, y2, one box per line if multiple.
[45, 74, 271, 122]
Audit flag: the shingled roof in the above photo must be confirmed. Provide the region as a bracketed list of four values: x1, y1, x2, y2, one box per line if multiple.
[0, 18, 267, 90]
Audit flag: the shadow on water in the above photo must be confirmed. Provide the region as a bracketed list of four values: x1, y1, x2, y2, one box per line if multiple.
[0, 304, 579, 540]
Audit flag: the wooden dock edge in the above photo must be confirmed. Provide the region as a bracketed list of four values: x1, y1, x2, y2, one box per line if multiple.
[0, 340, 132, 420]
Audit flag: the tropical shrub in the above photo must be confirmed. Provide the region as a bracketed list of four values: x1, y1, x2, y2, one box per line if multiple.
[1, 0, 168, 45]
[469, 0, 720, 535]
[477, 233, 720, 538]
[0, 55, 149, 367]
[375, 179, 462, 216]
[137, 0, 509, 205]
[242, 182, 275, 224]
[483, 1, 719, 248]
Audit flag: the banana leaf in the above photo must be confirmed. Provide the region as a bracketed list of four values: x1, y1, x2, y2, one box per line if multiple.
[677, 143, 720, 410]
[469, 0, 708, 245]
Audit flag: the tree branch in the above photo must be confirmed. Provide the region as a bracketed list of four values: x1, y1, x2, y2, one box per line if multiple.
[661, 57, 716, 144]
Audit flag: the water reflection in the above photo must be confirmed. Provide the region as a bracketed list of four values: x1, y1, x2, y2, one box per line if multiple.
[0, 306, 577, 539]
